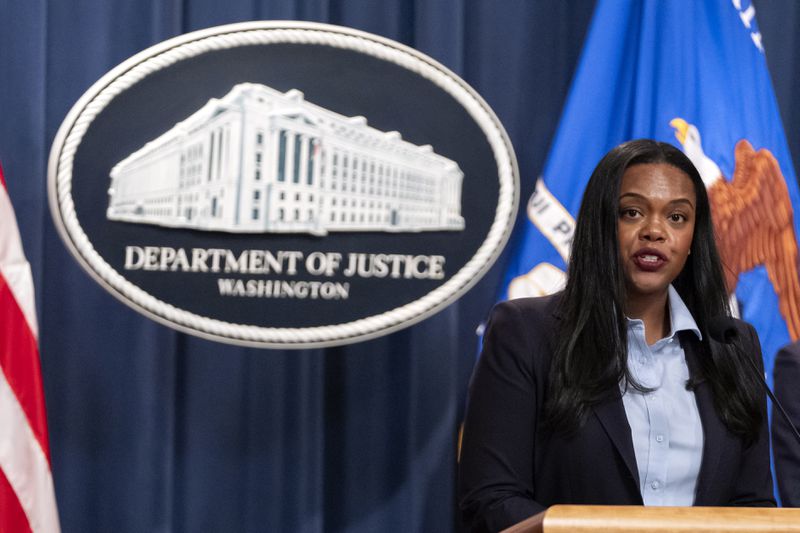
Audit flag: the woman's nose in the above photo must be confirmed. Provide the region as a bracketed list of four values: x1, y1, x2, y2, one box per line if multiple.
[639, 218, 666, 241]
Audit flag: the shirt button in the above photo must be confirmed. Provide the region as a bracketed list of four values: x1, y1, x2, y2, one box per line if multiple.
[651, 480, 661, 490]
[656, 435, 664, 443]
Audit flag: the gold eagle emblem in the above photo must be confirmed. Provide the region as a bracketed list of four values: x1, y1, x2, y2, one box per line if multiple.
[672, 119, 800, 340]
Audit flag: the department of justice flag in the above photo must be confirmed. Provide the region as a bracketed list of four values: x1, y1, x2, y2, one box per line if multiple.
[503, 0, 800, 396]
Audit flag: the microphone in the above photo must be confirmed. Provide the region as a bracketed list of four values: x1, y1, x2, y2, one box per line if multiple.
[708, 316, 800, 446]
[707, 316, 739, 345]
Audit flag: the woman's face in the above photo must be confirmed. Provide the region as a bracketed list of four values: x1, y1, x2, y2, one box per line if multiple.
[617, 162, 696, 302]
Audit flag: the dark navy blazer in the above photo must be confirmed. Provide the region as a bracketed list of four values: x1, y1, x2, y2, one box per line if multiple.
[458, 295, 775, 533]
[773, 341, 800, 507]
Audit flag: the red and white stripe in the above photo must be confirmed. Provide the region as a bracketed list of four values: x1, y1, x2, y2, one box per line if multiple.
[0, 165, 60, 533]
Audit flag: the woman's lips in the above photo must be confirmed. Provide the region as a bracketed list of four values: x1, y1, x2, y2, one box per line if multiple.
[632, 249, 667, 272]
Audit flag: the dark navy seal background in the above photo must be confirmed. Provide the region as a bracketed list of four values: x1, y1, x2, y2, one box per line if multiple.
[1, 1, 798, 532]
[72, 43, 498, 327]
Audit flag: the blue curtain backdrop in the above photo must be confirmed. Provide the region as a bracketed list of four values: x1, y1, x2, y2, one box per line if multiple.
[0, 1, 797, 531]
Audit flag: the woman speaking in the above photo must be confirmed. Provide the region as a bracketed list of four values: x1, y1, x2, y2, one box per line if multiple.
[458, 140, 775, 532]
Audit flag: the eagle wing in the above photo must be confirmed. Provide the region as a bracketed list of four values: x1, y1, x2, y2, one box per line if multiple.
[709, 139, 800, 340]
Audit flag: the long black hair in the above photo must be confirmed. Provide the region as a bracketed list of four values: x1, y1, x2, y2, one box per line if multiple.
[544, 139, 763, 443]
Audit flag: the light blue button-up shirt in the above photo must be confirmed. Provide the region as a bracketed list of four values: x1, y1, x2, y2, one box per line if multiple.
[621, 285, 704, 506]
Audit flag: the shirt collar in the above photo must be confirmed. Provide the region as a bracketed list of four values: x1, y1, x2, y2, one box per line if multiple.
[626, 285, 702, 341]
[667, 285, 702, 341]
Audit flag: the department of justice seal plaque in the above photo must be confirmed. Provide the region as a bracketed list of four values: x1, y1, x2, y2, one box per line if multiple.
[48, 21, 519, 348]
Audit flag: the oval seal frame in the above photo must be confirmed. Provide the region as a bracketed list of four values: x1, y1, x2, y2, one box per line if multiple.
[48, 21, 519, 349]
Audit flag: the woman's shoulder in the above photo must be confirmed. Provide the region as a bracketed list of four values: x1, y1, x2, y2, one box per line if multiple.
[490, 292, 563, 321]
[484, 292, 563, 348]
[477, 293, 562, 385]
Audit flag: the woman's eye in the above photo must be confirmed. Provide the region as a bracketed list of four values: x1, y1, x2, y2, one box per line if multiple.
[621, 209, 639, 218]
[669, 213, 686, 222]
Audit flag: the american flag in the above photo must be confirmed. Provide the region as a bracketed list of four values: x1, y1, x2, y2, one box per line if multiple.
[0, 164, 60, 532]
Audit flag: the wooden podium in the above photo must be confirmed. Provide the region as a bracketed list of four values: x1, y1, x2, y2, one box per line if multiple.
[501, 505, 800, 532]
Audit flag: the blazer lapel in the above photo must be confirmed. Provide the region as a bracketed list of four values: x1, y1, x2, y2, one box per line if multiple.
[681, 332, 727, 504]
[594, 392, 641, 490]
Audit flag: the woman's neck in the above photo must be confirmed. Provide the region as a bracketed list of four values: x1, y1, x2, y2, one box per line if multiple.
[626, 291, 670, 345]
